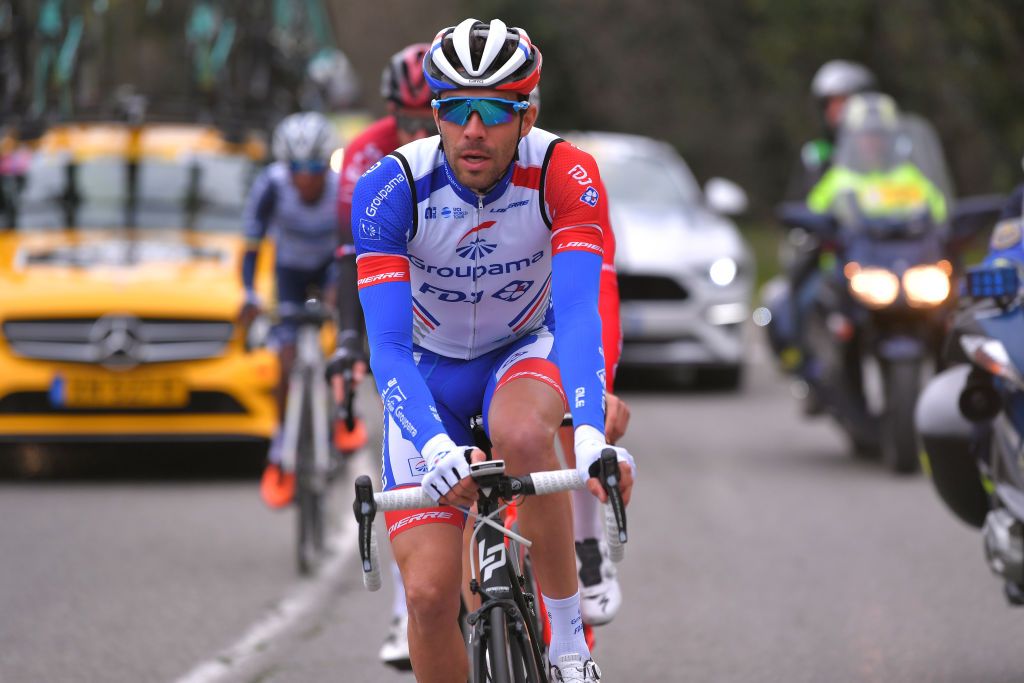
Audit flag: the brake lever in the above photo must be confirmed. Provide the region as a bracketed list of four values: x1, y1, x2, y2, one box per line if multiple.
[598, 448, 628, 546]
[353, 475, 379, 586]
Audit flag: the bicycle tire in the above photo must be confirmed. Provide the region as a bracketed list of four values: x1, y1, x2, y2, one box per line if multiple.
[516, 555, 546, 675]
[295, 376, 321, 575]
[486, 605, 513, 683]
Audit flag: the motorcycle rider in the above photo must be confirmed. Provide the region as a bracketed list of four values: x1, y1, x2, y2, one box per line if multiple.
[787, 60, 877, 199]
[791, 93, 947, 408]
[772, 61, 877, 397]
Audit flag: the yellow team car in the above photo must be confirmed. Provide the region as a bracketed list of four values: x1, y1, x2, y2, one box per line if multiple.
[0, 122, 278, 442]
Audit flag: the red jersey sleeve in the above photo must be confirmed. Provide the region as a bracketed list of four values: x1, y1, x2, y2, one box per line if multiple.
[545, 143, 607, 258]
[337, 117, 400, 242]
[598, 201, 621, 390]
[545, 142, 620, 388]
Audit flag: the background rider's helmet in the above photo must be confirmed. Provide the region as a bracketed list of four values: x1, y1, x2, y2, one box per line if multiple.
[811, 60, 877, 136]
[811, 60, 876, 101]
[381, 43, 433, 108]
[272, 111, 339, 166]
[423, 18, 542, 96]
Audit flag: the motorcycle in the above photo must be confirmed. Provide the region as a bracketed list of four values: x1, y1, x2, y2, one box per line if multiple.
[925, 264, 1024, 604]
[781, 203, 953, 472]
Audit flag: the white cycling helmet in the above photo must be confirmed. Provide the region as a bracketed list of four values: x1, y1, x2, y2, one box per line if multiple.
[811, 60, 876, 100]
[424, 18, 542, 95]
[272, 111, 338, 164]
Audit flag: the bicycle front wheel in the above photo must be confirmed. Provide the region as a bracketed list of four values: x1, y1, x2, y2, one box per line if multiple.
[485, 606, 513, 683]
[295, 386, 323, 575]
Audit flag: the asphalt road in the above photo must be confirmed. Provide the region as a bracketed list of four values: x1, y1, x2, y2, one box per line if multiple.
[2, 350, 1023, 683]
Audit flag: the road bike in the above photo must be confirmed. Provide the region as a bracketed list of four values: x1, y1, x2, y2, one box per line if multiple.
[354, 450, 627, 681]
[278, 298, 337, 575]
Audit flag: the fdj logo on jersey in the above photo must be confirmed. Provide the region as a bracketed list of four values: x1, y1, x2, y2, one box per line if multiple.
[580, 187, 600, 207]
[455, 221, 498, 260]
[568, 164, 593, 185]
[492, 280, 534, 302]
[420, 281, 483, 304]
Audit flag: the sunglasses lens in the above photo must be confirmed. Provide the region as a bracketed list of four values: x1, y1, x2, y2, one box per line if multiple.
[290, 160, 326, 174]
[474, 99, 517, 126]
[437, 99, 473, 125]
[436, 98, 519, 126]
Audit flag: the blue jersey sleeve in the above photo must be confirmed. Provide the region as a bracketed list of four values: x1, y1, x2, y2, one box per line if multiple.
[241, 168, 277, 290]
[353, 156, 448, 452]
[551, 249, 607, 434]
[352, 156, 413, 258]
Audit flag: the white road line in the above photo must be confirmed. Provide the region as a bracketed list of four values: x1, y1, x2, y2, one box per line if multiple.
[173, 454, 369, 683]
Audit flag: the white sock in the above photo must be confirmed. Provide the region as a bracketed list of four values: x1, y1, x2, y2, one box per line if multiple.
[390, 560, 407, 618]
[544, 591, 590, 665]
[572, 488, 603, 542]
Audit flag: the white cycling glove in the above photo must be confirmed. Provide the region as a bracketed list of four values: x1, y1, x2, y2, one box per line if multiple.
[574, 424, 636, 486]
[421, 434, 472, 503]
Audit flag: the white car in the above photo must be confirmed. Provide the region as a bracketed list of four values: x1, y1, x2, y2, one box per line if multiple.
[562, 131, 754, 388]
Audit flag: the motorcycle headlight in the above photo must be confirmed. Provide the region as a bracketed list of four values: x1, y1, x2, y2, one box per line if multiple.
[903, 263, 951, 308]
[848, 266, 900, 308]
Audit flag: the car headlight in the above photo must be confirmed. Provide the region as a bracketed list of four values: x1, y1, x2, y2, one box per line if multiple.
[847, 265, 899, 308]
[902, 263, 951, 308]
[709, 257, 738, 286]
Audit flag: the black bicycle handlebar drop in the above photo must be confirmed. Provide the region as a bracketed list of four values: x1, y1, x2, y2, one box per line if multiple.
[354, 475, 377, 575]
[598, 448, 628, 546]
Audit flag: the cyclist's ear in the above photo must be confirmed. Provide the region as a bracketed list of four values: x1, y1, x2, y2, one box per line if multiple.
[519, 103, 537, 137]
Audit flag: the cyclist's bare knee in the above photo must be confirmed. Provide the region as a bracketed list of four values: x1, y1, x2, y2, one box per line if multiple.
[489, 380, 562, 473]
[393, 524, 462, 629]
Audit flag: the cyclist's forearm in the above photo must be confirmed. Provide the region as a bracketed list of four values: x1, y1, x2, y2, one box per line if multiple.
[360, 282, 447, 452]
[335, 248, 364, 344]
[551, 249, 606, 436]
[241, 248, 258, 292]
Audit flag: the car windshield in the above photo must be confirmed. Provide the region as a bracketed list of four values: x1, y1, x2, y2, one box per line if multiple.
[584, 146, 701, 208]
[0, 148, 255, 233]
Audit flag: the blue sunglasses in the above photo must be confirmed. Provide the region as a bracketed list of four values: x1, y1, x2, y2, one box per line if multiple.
[431, 97, 529, 126]
[289, 160, 328, 174]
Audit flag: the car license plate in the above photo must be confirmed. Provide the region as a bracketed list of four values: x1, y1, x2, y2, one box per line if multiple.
[52, 375, 188, 408]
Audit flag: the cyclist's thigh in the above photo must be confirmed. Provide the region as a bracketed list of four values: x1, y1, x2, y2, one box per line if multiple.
[391, 522, 463, 616]
[481, 325, 568, 437]
[481, 327, 567, 470]
[273, 265, 320, 347]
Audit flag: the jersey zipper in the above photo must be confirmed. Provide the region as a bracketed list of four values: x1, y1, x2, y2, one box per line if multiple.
[469, 193, 484, 357]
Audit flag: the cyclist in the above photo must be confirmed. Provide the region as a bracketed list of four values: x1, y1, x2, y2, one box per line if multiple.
[334, 41, 435, 671]
[350, 19, 635, 682]
[239, 111, 341, 508]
